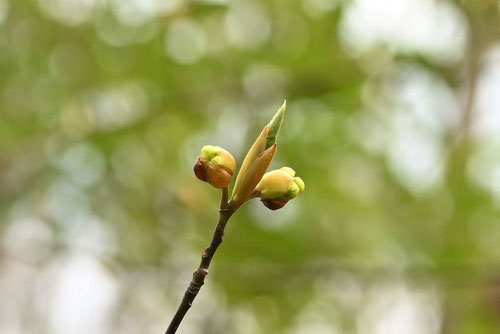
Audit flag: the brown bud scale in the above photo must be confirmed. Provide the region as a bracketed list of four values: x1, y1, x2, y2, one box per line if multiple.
[193, 158, 208, 182]
[261, 199, 288, 210]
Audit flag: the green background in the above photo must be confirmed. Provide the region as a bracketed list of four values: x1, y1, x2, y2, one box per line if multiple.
[1, 0, 500, 333]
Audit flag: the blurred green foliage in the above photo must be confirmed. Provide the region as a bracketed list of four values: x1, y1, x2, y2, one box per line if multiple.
[2, 0, 500, 334]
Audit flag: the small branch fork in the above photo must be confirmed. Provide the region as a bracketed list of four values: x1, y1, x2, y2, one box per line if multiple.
[165, 188, 235, 334]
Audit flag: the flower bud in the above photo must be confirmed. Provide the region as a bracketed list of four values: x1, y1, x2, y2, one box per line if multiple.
[194, 145, 236, 189]
[256, 167, 305, 210]
[230, 101, 286, 207]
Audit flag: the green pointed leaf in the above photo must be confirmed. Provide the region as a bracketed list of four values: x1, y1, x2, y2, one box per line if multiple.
[231, 127, 269, 202]
[265, 100, 286, 149]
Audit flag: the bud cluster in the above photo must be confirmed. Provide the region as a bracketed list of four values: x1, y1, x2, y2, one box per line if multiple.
[193, 101, 305, 211]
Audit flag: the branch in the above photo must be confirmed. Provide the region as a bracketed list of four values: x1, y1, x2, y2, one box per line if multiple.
[165, 187, 234, 334]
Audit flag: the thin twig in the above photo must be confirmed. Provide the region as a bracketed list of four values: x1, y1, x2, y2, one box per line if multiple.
[165, 187, 235, 334]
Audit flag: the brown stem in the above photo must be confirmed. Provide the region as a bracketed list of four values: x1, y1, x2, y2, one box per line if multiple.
[165, 187, 235, 334]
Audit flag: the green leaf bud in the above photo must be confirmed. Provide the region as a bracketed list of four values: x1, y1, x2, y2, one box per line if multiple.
[230, 101, 286, 207]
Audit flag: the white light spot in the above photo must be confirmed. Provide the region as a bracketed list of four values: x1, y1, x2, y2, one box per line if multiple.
[39, 0, 97, 26]
[232, 307, 261, 334]
[474, 44, 500, 143]
[37, 254, 118, 334]
[358, 281, 441, 334]
[165, 19, 207, 64]
[356, 65, 457, 194]
[3, 217, 52, 263]
[57, 142, 106, 188]
[225, 1, 271, 49]
[42, 180, 89, 225]
[109, 0, 157, 27]
[89, 82, 149, 130]
[387, 124, 444, 194]
[340, 0, 467, 64]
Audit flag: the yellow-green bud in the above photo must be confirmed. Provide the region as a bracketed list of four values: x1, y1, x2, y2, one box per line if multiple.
[256, 167, 305, 210]
[194, 145, 236, 189]
[230, 101, 286, 207]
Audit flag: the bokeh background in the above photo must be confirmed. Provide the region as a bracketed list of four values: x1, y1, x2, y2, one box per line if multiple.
[2, 0, 500, 333]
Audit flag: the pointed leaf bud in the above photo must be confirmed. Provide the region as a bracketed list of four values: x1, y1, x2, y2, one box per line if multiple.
[194, 145, 236, 189]
[266, 100, 286, 149]
[230, 102, 286, 207]
[256, 167, 305, 210]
